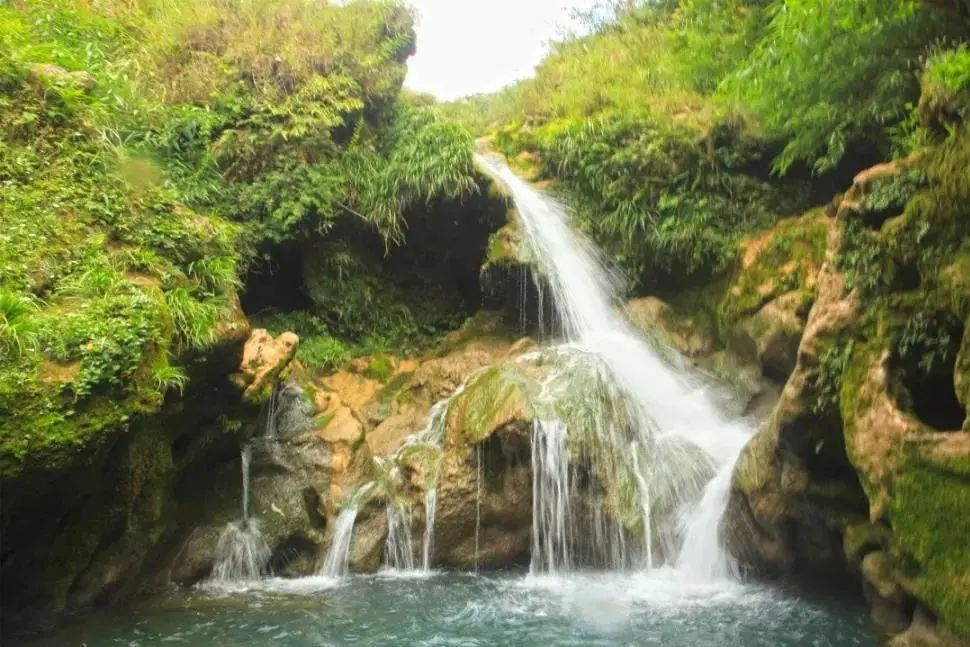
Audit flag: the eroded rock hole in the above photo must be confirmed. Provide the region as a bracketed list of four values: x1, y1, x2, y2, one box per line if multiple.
[893, 314, 965, 431]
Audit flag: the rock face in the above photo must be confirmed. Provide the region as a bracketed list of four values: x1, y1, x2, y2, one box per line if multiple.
[168, 377, 332, 582]
[726, 255, 868, 574]
[726, 151, 970, 642]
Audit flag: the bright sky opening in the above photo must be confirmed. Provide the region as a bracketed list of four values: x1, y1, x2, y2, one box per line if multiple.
[404, 0, 599, 101]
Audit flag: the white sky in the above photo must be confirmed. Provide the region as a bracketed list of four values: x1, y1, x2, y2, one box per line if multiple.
[404, 0, 600, 101]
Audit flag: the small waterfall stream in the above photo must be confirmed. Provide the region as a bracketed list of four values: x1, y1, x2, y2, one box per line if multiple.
[319, 508, 360, 578]
[210, 445, 271, 582]
[319, 483, 375, 578]
[421, 488, 438, 572]
[241, 444, 252, 521]
[384, 505, 417, 570]
[209, 386, 283, 583]
[330, 373, 480, 575]
[477, 154, 754, 582]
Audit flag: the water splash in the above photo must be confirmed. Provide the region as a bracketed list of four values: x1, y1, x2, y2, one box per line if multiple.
[477, 154, 754, 581]
[211, 518, 271, 581]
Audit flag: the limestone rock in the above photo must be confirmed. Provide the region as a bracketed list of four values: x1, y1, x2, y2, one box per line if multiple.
[741, 291, 806, 379]
[231, 329, 299, 403]
[626, 296, 717, 358]
[29, 63, 96, 91]
[170, 527, 223, 585]
[726, 246, 869, 574]
[890, 606, 966, 647]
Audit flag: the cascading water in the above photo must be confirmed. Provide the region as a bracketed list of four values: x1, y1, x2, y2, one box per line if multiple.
[530, 419, 572, 574]
[367, 373, 481, 573]
[318, 483, 375, 578]
[421, 488, 437, 572]
[476, 154, 754, 582]
[319, 509, 360, 578]
[210, 445, 271, 582]
[241, 443, 252, 521]
[208, 383, 286, 583]
[263, 382, 282, 440]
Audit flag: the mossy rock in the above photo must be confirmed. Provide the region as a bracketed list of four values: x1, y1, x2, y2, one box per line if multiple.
[721, 210, 829, 325]
[445, 363, 538, 444]
[889, 453, 970, 637]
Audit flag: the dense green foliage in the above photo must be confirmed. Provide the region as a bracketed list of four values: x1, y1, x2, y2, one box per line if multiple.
[449, 0, 969, 289]
[525, 115, 802, 285]
[0, 0, 482, 476]
[727, 0, 952, 173]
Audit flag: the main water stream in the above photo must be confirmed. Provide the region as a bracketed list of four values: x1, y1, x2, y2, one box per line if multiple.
[31, 158, 878, 645]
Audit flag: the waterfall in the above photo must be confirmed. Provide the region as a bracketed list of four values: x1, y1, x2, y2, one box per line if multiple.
[211, 445, 271, 582]
[319, 507, 360, 577]
[674, 461, 739, 582]
[264, 382, 281, 439]
[240, 444, 252, 521]
[384, 505, 416, 571]
[529, 420, 572, 574]
[318, 483, 376, 578]
[477, 154, 753, 581]
[421, 488, 437, 571]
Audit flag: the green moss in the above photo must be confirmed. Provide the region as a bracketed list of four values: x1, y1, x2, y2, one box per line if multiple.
[843, 522, 891, 565]
[363, 355, 394, 383]
[721, 210, 828, 324]
[483, 217, 527, 267]
[315, 411, 336, 431]
[447, 364, 537, 443]
[375, 371, 414, 406]
[890, 454, 970, 637]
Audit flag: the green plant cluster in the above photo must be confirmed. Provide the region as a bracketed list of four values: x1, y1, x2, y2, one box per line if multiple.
[0, 3, 244, 475]
[521, 115, 801, 286]
[838, 130, 970, 302]
[0, 0, 482, 476]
